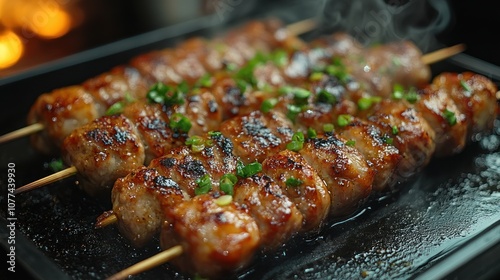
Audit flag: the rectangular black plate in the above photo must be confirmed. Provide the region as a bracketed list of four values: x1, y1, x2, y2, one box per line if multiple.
[1, 5, 500, 280]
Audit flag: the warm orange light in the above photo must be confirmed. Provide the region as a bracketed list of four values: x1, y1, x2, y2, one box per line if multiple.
[0, 30, 24, 69]
[29, 7, 72, 39]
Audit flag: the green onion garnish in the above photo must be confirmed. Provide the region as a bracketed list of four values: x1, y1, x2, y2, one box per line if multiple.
[185, 136, 205, 152]
[261, 98, 278, 113]
[307, 127, 317, 139]
[442, 109, 457, 126]
[345, 140, 356, 147]
[323, 123, 334, 133]
[285, 177, 303, 188]
[169, 113, 192, 133]
[392, 84, 405, 100]
[357, 96, 382, 110]
[215, 195, 233, 206]
[271, 49, 288, 66]
[337, 114, 352, 127]
[195, 174, 212, 195]
[48, 158, 64, 172]
[147, 82, 185, 107]
[317, 89, 336, 104]
[220, 173, 238, 195]
[195, 74, 213, 88]
[236, 161, 262, 178]
[105, 101, 125, 116]
[391, 125, 399, 135]
[460, 79, 472, 92]
[286, 104, 302, 122]
[384, 137, 394, 145]
[286, 131, 305, 152]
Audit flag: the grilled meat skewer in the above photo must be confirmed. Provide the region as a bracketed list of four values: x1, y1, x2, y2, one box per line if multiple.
[21, 20, 433, 156]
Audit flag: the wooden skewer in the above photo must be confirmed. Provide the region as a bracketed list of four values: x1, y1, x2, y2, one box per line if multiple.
[14, 166, 78, 195]
[106, 245, 183, 280]
[0, 123, 43, 144]
[95, 211, 118, 229]
[421, 43, 466, 65]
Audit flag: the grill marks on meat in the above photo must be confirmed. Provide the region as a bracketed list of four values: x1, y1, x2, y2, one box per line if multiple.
[62, 115, 145, 197]
[160, 194, 260, 279]
[220, 111, 294, 163]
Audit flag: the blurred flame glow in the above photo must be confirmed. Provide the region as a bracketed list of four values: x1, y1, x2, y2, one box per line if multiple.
[29, 7, 72, 39]
[0, 30, 24, 69]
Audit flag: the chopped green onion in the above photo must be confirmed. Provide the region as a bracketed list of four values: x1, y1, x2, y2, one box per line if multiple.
[169, 113, 192, 133]
[185, 136, 205, 152]
[460, 79, 472, 92]
[195, 74, 213, 88]
[215, 195, 233, 206]
[236, 161, 262, 178]
[147, 82, 185, 107]
[392, 84, 405, 100]
[317, 89, 336, 104]
[323, 123, 334, 133]
[208, 131, 222, 137]
[235, 78, 248, 93]
[105, 101, 125, 116]
[384, 137, 394, 145]
[287, 131, 305, 152]
[48, 158, 64, 172]
[404, 87, 419, 104]
[286, 177, 303, 187]
[286, 104, 302, 122]
[271, 49, 288, 66]
[442, 109, 457, 126]
[220, 173, 238, 195]
[345, 140, 356, 147]
[337, 114, 352, 127]
[309, 72, 324, 81]
[225, 62, 237, 71]
[391, 125, 399, 135]
[307, 127, 317, 139]
[357, 96, 382, 110]
[280, 86, 311, 106]
[261, 98, 278, 113]
[195, 174, 212, 195]
[177, 80, 189, 94]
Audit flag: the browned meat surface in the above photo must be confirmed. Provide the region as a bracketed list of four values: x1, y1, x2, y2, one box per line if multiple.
[232, 174, 303, 251]
[62, 115, 145, 197]
[219, 110, 294, 163]
[121, 100, 185, 163]
[263, 150, 331, 232]
[82, 65, 152, 109]
[299, 134, 374, 216]
[336, 117, 401, 192]
[364, 100, 436, 180]
[27, 86, 102, 155]
[160, 193, 260, 280]
[111, 167, 189, 247]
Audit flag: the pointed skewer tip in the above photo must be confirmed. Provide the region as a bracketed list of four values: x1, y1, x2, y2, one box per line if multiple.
[106, 245, 184, 280]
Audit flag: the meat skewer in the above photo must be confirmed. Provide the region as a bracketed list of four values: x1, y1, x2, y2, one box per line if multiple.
[14, 40, 465, 196]
[104, 71, 498, 279]
[0, 18, 308, 152]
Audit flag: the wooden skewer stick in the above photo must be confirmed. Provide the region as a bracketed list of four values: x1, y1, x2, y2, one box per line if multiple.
[421, 43, 466, 65]
[95, 211, 118, 229]
[14, 166, 78, 195]
[106, 245, 183, 280]
[285, 18, 318, 36]
[0, 123, 44, 145]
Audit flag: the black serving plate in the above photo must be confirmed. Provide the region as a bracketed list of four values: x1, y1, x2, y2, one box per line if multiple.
[1, 3, 500, 280]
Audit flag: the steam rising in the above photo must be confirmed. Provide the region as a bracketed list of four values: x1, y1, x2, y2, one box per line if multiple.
[269, 0, 453, 52]
[320, 0, 452, 51]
